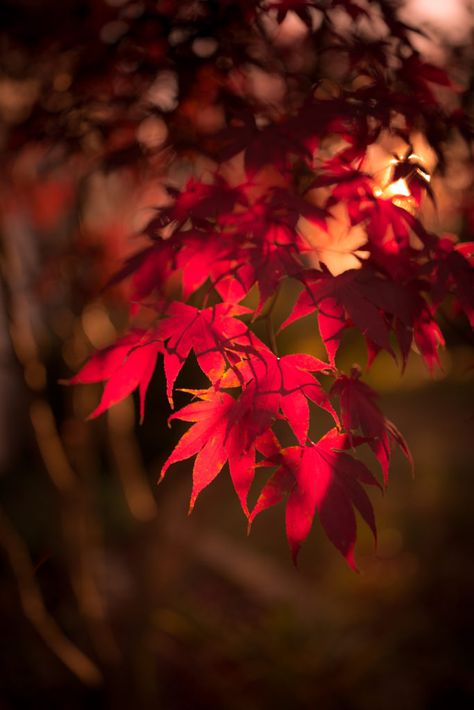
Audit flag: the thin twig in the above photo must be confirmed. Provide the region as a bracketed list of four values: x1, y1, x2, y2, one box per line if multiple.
[0, 507, 102, 686]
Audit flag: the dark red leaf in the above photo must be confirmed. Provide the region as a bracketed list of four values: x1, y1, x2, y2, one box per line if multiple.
[251, 429, 380, 566]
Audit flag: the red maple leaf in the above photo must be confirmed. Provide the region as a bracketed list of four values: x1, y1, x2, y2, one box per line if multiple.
[107, 239, 175, 303]
[281, 269, 415, 364]
[160, 388, 277, 515]
[413, 307, 445, 372]
[331, 368, 413, 483]
[250, 428, 381, 567]
[428, 238, 474, 328]
[217, 109, 313, 176]
[220, 350, 339, 444]
[160, 177, 247, 229]
[69, 329, 162, 421]
[55, 0, 474, 571]
[176, 229, 237, 300]
[210, 198, 309, 312]
[156, 302, 257, 405]
[367, 197, 431, 258]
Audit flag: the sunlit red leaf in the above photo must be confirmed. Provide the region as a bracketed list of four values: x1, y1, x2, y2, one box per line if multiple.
[160, 388, 278, 515]
[156, 302, 256, 405]
[70, 330, 162, 422]
[251, 429, 380, 566]
[221, 349, 338, 444]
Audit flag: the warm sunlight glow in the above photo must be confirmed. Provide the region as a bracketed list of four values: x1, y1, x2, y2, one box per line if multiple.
[404, 0, 473, 43]
[384, 178, 412, 199]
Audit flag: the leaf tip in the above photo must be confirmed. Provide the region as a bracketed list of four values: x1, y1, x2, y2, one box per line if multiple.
[188, 492, 197, 515]
[345, 546, 359, 573]
[290, 542, 300, 567]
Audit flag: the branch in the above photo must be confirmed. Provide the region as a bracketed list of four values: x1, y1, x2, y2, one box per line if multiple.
[0, 507, 102, 686]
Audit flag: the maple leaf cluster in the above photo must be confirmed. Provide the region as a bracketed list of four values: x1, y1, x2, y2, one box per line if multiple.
[53, 0, 474, 567]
